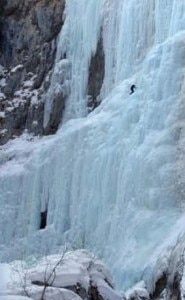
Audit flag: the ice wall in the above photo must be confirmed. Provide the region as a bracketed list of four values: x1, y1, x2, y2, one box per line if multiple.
[44, 0, 185, 124]
[1, 0, 185, 292]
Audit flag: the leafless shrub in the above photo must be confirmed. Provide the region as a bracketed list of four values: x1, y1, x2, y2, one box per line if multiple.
[11, 245, 68, 300]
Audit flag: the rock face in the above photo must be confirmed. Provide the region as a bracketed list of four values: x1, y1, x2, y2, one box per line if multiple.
[87, 33, 105, 112]
[0, 0, 65, 144]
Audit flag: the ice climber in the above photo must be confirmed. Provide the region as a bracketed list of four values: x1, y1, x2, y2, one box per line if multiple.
[130, 84, 136, 94]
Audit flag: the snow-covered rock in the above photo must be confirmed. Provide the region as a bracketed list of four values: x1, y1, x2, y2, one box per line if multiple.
[125, 281, 149, 300]
[0, 250, 123, 300]
[10, 65, 24, 75]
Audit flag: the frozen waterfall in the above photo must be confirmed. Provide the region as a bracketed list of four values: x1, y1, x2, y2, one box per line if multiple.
[1, 0, 185, 292]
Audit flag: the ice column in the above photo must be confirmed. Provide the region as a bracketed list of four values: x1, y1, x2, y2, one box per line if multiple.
[44, 0, 104, 127]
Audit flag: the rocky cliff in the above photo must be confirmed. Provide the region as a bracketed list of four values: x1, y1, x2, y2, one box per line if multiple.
[0, 0, 65, 144]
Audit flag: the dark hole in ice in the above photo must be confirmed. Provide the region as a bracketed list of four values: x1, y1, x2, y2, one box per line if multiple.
[40, 210, 47, 229]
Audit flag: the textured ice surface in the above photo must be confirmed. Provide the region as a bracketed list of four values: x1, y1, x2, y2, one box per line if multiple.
[1, 0, 185, 292]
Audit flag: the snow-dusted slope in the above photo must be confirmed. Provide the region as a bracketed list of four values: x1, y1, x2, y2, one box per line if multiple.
[1, 0, 185, 292]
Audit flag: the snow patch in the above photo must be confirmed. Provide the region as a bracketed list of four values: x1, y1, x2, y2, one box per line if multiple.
[10, 65, 24, 74]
